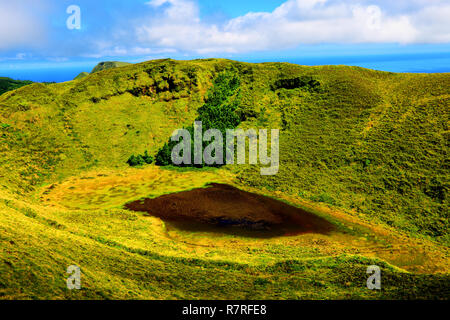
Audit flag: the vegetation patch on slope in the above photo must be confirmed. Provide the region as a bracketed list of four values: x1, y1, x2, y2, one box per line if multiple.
[0, 77, 33, 96]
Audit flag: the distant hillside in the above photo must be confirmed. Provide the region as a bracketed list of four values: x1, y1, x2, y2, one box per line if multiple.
[91, 61, 132, 73]
[74, 72, 89, 80]
[73, 61, 132, 80]
[0, 77, 33, 95]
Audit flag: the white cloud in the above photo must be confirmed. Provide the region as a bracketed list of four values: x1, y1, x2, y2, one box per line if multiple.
[0, 1, 47, 51]
[412, 4, 450, 43]
[147, 0, 199, 21]
[135, 0, 449, 54]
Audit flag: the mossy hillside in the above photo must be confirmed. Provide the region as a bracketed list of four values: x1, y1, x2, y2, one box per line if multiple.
[0, 59, 212, 193]
[235, 65, 449, 242]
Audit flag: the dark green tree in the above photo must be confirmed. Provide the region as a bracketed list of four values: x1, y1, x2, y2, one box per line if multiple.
[155, 70, 242, 167]
[155, 142, 172, 166]
[142, 150, 154, 164]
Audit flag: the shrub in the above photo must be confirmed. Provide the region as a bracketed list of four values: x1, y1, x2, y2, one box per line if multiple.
[155, 70, 241, 167]
[127, 151, 153, 167]
[127, 155, 143, 167]
[142, 151, 154, 165]
[155, 143, 172, 166]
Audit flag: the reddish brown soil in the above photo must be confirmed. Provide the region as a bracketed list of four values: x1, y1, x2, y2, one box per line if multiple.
[125, 183, 335, 236]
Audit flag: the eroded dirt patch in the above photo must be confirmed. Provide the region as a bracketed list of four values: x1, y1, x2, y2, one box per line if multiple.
[125, 183, 335, 237]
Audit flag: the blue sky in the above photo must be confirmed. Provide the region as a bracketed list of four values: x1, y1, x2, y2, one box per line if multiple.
[200, 0, 286, 18]
[0, 0, 449, 81]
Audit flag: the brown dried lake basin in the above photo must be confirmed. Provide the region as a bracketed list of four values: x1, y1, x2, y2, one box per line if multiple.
[124, 183, 335, 237]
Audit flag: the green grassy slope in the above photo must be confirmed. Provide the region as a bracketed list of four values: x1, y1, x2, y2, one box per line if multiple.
[238, 65, 449, 242]
[0, 59, 208, 193]
[0, 58, 448, 299]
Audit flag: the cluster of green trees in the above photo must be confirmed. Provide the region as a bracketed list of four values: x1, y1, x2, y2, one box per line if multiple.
[0, 77, 33, 95]
[126, 151, 153, 167]
[155, 70, 241, 167]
